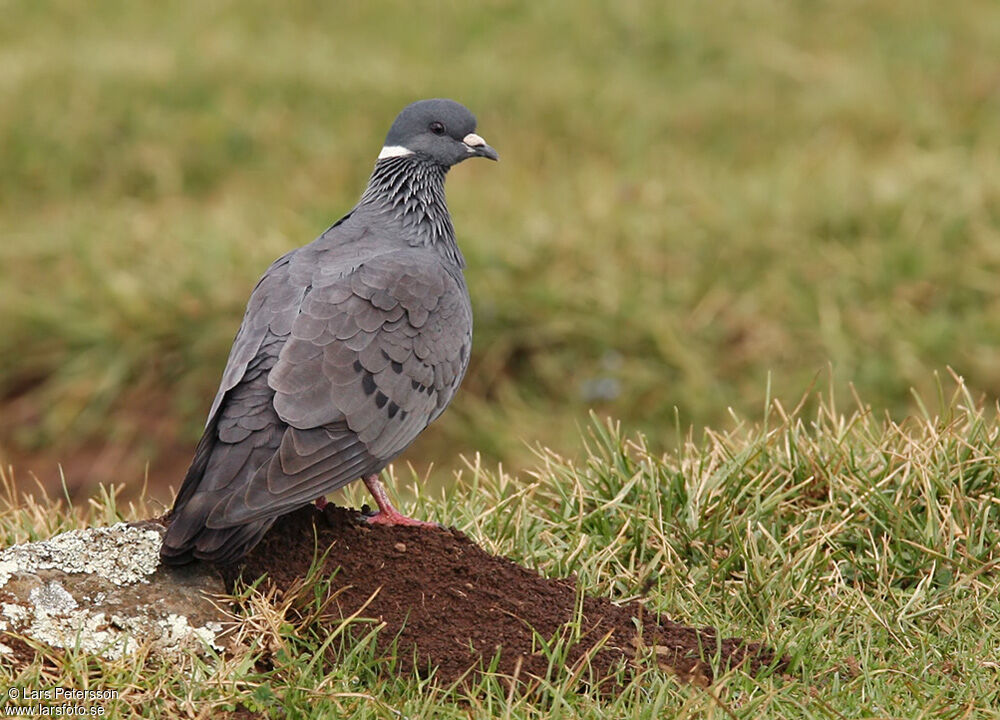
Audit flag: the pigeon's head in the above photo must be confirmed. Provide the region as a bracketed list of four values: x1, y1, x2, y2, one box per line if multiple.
[378, 99, 499, 167]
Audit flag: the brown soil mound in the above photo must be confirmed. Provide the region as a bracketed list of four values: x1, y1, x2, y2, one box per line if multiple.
[224, 505, 784, 689]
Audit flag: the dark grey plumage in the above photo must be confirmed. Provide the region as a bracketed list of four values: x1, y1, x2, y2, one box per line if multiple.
[160, 99, 497, 565]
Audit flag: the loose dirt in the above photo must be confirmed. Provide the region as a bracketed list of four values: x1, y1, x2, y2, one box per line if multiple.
[223, 505, 784, 689]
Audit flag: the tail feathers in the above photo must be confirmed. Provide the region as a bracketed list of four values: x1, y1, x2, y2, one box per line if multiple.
[161, 408, 282, 566]
[160, 492, 279, 565]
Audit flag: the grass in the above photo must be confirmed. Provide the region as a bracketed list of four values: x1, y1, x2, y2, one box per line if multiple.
[2, 378, 999, 718]
[2, 0, 1000, 498]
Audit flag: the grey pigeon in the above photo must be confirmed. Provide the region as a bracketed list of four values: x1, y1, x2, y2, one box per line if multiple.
[160, 99, 497, 565]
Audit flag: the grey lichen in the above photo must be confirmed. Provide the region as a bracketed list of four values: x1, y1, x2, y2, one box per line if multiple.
[0, 523, 162, 589]
[0, 522, 231, 661]
[28, 581, 78, 615]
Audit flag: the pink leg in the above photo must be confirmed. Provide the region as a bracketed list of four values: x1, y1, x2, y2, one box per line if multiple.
[362, 474, 438, 528]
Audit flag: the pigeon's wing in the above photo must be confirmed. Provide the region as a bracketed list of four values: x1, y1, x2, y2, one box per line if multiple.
[206, 248, 472, 527]
[201, 211, 358, 428]
[162, 251, 308, 563]
[203, 251, 307, 427]
[167, 250, 309, 520]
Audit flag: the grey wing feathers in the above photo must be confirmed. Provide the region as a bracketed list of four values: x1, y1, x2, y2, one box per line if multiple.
[269, 250, 471, 456]
[204, 252, 305, 427]
[161, 246, 471, 564]
[160, 333, 288, 563]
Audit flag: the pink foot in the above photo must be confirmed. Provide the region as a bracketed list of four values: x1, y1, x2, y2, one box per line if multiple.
[362, 474, 439, 528]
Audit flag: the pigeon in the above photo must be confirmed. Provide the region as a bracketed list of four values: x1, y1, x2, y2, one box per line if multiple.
[160, 98, 497, 565]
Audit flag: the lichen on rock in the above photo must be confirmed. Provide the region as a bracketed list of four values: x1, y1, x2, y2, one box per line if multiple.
[0, 522, 230, 660]
[0, 523, 162, 588]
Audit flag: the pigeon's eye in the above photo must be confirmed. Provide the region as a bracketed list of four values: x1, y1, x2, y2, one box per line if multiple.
[429, 121, 446, 136]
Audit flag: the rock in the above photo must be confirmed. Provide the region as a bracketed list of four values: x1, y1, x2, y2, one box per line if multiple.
[0, 521, 230, 660]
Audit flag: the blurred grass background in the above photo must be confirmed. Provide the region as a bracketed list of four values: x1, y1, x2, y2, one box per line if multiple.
[1, 0, 999, 504]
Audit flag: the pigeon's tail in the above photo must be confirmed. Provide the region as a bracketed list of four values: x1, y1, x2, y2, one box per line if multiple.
[160, 497, 276, 566]
[160, 410, 282, 566]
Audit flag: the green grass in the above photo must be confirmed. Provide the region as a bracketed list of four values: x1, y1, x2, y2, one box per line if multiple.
[2, 0, 1000, 496]
[3, 380, 999, 718]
